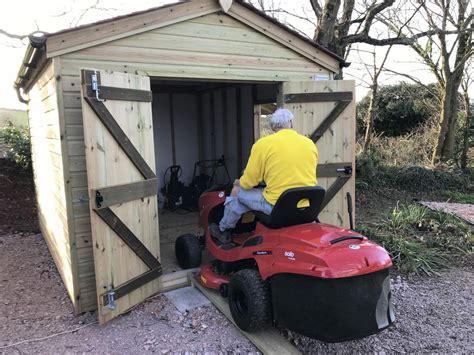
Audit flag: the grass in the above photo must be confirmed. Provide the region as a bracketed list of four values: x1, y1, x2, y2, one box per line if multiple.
[359, 204, 473, 275]
[441, 191, 474, 204]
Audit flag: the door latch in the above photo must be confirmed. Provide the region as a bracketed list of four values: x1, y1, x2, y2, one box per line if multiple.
[91, 70, 105, 102]
[336, 166, 353, 175]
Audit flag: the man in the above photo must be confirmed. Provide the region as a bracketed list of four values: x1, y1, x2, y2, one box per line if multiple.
[210, 108, 319, 244]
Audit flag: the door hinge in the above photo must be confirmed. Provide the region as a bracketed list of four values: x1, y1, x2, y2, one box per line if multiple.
[95, 190, 104, 208]
[91, 70, 105, 102]
[105, 290, 116, 310]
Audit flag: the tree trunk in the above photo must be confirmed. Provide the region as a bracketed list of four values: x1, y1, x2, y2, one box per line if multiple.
[314, 0, 341, 49]
[432, 78, 463, 164]
[460, 90, 471, 169]
[363, 84, 378, 151]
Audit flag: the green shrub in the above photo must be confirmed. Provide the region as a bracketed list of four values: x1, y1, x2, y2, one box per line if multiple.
[360, 204, 473, 275]
[442, 191, 474, 204]
[357, 82, 439, 137]
[0, 121, 32, 169]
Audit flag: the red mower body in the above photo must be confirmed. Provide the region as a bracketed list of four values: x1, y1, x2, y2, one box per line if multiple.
[195, 189, 394, 342]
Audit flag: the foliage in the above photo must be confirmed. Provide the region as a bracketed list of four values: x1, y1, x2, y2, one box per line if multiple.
[0, 121, 31, 169]
[359, 204, 473, 275]
[356, 126, 472, 193]
[357, 82, 439, 137]
[441, 191, 474, 204]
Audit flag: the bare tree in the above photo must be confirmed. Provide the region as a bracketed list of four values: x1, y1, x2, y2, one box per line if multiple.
[460, 57, 473, 169]
[356, 44, 393, 150]
[383, 0, 473, 164]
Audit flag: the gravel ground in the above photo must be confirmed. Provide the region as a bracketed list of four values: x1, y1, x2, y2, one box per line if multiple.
[1, 232, 473, 354]
[0, 233, 256, 354]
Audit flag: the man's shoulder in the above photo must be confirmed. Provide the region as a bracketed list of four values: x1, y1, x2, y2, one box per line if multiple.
[294, 132, 316, 146]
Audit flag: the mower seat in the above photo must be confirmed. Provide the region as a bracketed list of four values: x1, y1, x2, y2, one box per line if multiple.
[254, 186, 326, 228]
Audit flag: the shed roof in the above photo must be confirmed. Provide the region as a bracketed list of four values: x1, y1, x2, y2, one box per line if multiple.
[15, 0, 344, 96]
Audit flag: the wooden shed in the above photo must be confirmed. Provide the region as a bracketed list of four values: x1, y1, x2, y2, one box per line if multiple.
[15, 0, 355, 323]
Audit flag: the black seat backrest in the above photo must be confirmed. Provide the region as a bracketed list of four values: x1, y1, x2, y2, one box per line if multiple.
[254, 186, 326, 228]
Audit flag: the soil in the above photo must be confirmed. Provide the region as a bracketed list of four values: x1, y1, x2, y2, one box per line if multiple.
[0, 159, 38, 234]
[0, 159, 473, 353]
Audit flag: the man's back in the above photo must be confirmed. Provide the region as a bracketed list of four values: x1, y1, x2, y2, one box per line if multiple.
[239, 129, 318, 205]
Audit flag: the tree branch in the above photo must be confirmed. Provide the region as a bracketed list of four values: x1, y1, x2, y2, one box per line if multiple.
[309, 0, 322, 19]
[384, 68, 441, 101]
[0, 29, 28, 40]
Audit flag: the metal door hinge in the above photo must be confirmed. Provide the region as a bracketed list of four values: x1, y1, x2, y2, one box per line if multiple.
[95, 191, 104, 208]
[91, 71, 105, 102]
[105, 291, 116, 310]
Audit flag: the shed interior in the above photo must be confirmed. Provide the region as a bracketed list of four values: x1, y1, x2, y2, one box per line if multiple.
[150, 79, 279, 273]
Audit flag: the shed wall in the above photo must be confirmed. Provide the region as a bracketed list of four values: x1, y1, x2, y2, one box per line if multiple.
[53, 13, 335, 312]
[27, 61, 79, 309]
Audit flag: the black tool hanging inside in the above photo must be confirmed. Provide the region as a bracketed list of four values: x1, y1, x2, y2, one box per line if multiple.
[161, 165, 185, 211]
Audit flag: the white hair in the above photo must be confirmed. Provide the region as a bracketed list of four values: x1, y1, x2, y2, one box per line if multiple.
[270, 108, 294, 130]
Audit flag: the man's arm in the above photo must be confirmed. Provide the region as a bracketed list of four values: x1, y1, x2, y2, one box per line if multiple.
[239, 143, 264, 189]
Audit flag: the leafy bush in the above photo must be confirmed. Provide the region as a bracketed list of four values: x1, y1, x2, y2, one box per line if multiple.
[360, 204, 473, 275]
[356, 131, 472, 193]
[357, 82, 439, 137]
[0, 121, 32, 169]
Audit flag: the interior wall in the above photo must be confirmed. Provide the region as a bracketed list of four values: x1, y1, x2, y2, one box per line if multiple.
[152, 93, 199, 190]
[152, 82, 278, 193]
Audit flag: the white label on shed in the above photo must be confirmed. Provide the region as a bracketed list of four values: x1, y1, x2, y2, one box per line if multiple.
[314, 73, 330, 81]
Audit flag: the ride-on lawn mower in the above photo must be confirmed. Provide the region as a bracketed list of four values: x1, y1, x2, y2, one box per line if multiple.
[175, 184, 394, 342]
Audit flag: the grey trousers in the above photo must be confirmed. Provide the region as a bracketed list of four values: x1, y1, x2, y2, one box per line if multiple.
[219, 188, 273, 231]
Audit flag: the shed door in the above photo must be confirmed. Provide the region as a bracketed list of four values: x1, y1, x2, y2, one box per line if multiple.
[80, 69, 161, 324]
[280, 80, 355, 228]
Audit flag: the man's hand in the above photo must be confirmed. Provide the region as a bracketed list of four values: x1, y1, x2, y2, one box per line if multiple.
[233, 179, 240, 187]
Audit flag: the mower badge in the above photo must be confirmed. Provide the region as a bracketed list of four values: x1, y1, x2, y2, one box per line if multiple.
[284, 251, 296, 260]
[349, 244, 360, 250]
[218, 192, 225, 198]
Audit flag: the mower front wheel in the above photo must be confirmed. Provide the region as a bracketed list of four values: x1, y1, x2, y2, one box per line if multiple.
[175, 234, 202, 269]
[228, 269, 272, 332]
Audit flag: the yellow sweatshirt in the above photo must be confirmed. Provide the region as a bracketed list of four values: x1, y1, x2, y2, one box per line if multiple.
[240, 129, 318, 205]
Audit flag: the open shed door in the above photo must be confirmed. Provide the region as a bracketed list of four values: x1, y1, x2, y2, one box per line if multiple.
[280, 80, 355, 228]
[80, 69, 161, 324]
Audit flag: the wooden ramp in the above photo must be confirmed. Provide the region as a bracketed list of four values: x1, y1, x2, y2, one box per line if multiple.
[189, 273, 301, 355]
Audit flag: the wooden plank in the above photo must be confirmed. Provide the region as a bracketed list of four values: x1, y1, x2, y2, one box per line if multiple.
[81, 70, 160, 324]
[158, 268, 200, 293]
[83, 84, 152, 102]
[190, 274, 300, 355]
[236, 87, 243, 173]
[83, 96, 156, 179]
[69, 45, 318, 73]
[92, 178, 158, 210]
[61, 58, 317, 82]
[29, 59, 82, 312]
[284, 91, 353, 103]
[47, 0, 220, 57]
[317, 162, 353, 177]
[310, 100, 351, 143]
[321, 176, 351, 210]
[100, 267, 161, 307]
[112, 32, 316, 62]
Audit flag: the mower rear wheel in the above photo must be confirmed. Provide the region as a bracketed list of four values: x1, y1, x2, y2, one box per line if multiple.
[228, 269, 272, 331]
[175, 234, 201, 269]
